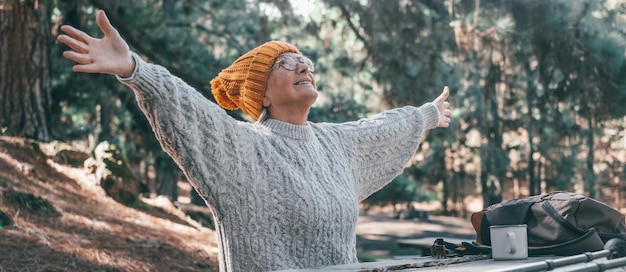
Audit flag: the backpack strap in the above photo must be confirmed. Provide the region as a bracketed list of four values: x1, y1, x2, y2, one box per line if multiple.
[540, 200, 626, 246]
[444, 229, 605, 257]
[527, 228, 604, 256]
[541, 201, 586, 236]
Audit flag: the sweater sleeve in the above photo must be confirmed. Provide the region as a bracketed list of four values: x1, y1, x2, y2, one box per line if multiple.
[117, 53, 245, 205]
[331, 104, 440, 201]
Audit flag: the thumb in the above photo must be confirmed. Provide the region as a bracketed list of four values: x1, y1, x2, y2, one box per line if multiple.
[433, 86, 450, 104]
[95, 10, 117, 37]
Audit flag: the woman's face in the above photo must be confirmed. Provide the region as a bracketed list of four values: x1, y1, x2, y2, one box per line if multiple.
[263, 53, 318, 110]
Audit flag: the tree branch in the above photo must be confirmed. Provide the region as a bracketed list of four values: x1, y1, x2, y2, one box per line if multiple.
[336, 3, 371, 51]
[167, 21, 247, 53]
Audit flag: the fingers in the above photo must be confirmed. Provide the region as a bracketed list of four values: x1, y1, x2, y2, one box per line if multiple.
[59, 25, 92, 45]
[441, 106, 452, 118]
[62, 51, 93, 66]
[96, 10, 117, 37]
[439, 110, 452, 128]
[57, 10, 115, 54]
[57, 34, 89, 53]
[63, 51, 99, 73]
[73, 63, 101, 74]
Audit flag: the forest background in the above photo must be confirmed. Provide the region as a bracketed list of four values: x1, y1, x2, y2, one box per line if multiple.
[2, 0, 626, 218]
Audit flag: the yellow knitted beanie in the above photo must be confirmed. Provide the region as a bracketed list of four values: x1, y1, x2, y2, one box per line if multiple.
[210, 41, 301, 121]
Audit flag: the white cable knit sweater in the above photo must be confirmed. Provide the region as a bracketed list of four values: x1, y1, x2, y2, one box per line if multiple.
[118, 54, 440, 272]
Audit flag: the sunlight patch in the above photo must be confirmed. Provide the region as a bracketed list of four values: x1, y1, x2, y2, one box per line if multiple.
[256, 0, 316, 18]
[258, 2, 281, 19]
[290, 0, 315, 16]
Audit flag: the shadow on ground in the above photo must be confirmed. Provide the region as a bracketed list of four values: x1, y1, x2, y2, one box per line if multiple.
[355, 213, 477, 262]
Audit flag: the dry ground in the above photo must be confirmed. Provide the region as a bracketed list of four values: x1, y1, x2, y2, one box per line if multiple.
[0, 136, 218, 272]
[355, 212, 476, 261]
[0, 136, 475, 271]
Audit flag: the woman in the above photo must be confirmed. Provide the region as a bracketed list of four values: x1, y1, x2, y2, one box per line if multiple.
[57, 10, 452, 272]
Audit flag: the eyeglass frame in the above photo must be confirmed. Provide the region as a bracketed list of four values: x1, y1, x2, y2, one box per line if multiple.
[273, 54, 315, 73]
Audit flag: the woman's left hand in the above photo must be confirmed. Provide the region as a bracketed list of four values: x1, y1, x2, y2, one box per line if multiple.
[432, 86, 452, 128]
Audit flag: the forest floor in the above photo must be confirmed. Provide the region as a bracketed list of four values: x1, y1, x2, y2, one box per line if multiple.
[0, 135, 475, 271]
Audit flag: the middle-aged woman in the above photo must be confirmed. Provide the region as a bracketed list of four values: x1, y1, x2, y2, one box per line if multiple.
[57, 10, 452, 272]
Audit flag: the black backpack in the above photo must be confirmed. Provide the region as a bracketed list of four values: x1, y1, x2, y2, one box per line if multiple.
[467, 191, 626, 256]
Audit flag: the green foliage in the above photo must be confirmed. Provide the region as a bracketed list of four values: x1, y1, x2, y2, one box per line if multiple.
[308, 93, 369, 123]
[43, 0, 626, 210]
[99, 142, 135, 179]
[364, 175, 435, 208]
[321, 0, 458, 109]
[130, 199, 153, 211]
[0, 209, 10, 228]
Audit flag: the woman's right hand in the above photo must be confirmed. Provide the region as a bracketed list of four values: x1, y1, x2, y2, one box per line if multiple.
[432, 86, 452, 128]
[57, 10, 135, 77]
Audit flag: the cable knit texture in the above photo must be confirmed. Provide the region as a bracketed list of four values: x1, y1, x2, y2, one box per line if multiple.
[117, 54, 440, 272]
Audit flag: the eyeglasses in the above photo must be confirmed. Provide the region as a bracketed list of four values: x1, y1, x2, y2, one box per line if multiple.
[275, 55, 315, 73]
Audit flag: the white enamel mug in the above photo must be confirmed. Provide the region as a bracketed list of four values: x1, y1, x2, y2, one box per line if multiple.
[489, 224, 528, 260]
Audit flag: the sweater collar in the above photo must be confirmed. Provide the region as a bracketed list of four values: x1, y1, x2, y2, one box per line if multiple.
[261, 119, 315, 141]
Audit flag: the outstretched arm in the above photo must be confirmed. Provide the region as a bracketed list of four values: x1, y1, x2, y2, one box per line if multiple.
[57, 10, 135, 77]
[57, 10, 251, 205]
[326, 86, 452, 200]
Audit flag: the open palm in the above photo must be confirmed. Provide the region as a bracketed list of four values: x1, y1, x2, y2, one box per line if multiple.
[57, 10, 134, 77]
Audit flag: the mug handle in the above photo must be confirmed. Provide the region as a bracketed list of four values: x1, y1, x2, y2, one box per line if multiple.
[507, 231, 517, 254]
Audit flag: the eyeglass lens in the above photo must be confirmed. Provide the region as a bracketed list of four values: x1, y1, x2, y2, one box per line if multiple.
[278, 56, 315, 73]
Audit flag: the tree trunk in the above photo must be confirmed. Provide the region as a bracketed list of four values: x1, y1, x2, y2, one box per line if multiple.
[525, 61, 538, 196]
[441, 178, 449, 215]
[585, 118, 596, 198]
[190, 187, 206, 206]
[0, 0, 52, 142]
[487, 65, 505, 200]
[94, 141, 140, 205]
[155, 152, 179, 202]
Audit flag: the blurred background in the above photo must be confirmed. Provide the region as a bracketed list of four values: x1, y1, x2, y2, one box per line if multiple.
[2, 0, 626, 218]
